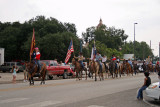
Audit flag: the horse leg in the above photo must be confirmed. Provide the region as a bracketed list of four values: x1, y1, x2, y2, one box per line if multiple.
[29, 77, 32, 85]
[85, 69, 87, 80]
[95, 70, 97, 81]
[31, 77, 34, 85]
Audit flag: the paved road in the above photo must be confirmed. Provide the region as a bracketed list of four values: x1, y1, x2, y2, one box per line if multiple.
[0, 73, 159, 107]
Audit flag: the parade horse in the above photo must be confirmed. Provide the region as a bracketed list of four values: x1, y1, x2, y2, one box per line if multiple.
[155, 64, 160, 72]
[125, 62, 133, 76]
[26, 61, 47, 85]
[94, 60, 105, 81]
[87, 59, 96, 79]
[109, 60, 117, 78]
[117, 62, 123, 78]
[72, 58, 87, 80]
[146, 63, 154, 73]
[133, 63, 138, 75]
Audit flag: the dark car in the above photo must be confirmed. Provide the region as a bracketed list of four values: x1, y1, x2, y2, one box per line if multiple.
[0, 62, 24, 73]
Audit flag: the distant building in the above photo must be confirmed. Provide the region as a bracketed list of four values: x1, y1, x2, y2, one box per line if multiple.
[97, 18, 103, 29]
[0, 48, 5, 65]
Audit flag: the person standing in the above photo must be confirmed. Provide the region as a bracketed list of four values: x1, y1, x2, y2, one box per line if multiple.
[12, 65, 18, 84]
[35, 47, 41, 72]
[23, 62, 28, 82]
[137, 72, 151, 100]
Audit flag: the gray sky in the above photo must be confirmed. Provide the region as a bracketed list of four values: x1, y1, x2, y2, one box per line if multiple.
[0, 0, 160, 56]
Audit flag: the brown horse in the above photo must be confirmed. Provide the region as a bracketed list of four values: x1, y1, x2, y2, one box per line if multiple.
[88, 59, 96, 79]
[147, 63, 153, 73]
[125, 62, 133, 76]
[26, 61, 47, 85]
[72, 58, 87, 80]
[95, 61, 105, 81]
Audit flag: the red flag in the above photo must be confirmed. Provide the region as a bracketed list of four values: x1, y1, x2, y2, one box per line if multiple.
[30, 29, 35, 60]
[65, 40, 74, 64]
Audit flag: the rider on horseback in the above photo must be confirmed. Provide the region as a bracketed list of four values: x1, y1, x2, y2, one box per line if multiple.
[112, 54, 117, 68]
[96, 52, 102, 72]
[112, 54, 116, 62]
[128, 58, 133, 68]
[35, 47, 41, 73]
[75, 52, 85, 70]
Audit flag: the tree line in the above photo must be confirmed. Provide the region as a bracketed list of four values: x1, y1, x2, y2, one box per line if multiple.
[0, 15, 153, 62]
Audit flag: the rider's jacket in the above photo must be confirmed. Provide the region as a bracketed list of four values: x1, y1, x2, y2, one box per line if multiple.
[31, 51, 36, 60]
[112, 57, 116, 61]
[35, 52, 41, 60]
[96, 54, 102, 61]
[77, 55, 83, 61]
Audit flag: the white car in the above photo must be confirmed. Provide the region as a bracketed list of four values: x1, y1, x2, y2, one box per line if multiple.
[145, 82, 160, 100]
[138, 66, 143, 72]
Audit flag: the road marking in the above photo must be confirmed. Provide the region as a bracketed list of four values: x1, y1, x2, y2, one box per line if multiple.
[88, 105, 104, 107]
[0, 98, 28, 104]
[19, 101, 61, 107]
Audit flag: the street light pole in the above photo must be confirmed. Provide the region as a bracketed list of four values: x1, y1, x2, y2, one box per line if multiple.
[134, 23, 138, 60]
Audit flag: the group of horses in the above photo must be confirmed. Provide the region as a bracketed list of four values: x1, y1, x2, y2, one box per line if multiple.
[72, 58, 160, 81]
[24, 58, 160, 86]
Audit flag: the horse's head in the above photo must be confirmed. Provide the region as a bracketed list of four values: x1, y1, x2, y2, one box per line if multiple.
[72, 58, 76, 65]
[25, 61, 36, 74]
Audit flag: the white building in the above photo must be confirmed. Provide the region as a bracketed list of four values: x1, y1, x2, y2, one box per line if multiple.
[0, 48, 4, 65]
[123, 54, 134, 60]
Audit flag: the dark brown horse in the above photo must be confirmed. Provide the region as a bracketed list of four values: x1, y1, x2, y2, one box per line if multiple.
[72, 58, 87, 80]
[109, 60, 117, 78]
[26, 61, 47, 85]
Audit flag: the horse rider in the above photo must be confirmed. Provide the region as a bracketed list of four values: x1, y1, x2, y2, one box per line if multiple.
[74, 52, 85, 70]
[102, 55, 107, 69]
[111, 54, 116, 62]
[96, 52, 103, 72]
[112, 54, 117, 68]
[128, 58, 133, 68]
[35, 47, 41, 73]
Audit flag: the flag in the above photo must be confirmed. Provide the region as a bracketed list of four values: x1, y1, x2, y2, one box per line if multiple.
[91, 40, 96, 60]
[65, 40, 74, 64]
[30, 29, 35, 60]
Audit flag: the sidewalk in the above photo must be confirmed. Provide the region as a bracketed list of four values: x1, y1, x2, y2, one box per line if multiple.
[0, 72, 24, 84]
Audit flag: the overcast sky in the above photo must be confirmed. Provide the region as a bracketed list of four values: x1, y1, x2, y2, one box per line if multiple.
[0, 0, 160, 56]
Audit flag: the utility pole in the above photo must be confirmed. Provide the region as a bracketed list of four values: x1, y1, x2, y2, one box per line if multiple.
[134, 23, 138, 60]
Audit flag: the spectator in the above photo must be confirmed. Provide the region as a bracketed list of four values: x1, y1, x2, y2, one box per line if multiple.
[137, 72, 151, 100]
[59, 61, 65, 66]
[12, 65, 18, 84]
[23, 62, 28, 82]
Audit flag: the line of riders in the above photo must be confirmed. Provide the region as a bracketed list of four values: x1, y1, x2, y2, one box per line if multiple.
[72, 52, 160, 81]
[25, 47, 160, 85]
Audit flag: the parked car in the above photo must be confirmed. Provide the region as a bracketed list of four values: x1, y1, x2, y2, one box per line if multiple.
[145, 82, 160, 100]
[41, 60, 75, 80]
[0, 62, 24, 73]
